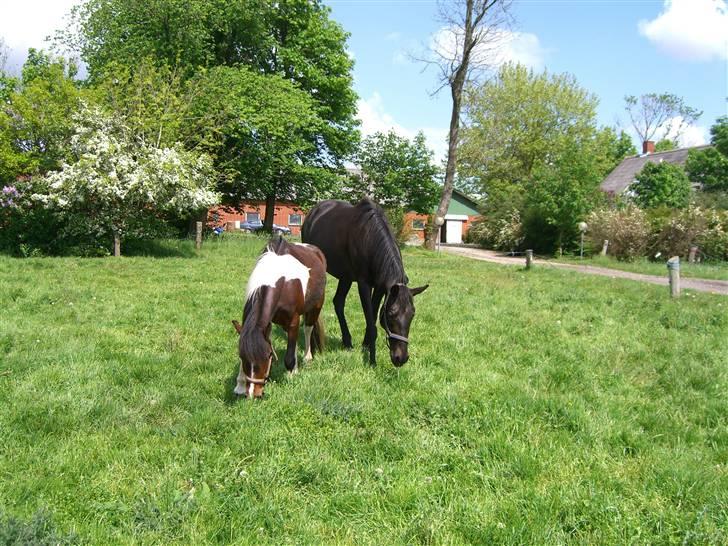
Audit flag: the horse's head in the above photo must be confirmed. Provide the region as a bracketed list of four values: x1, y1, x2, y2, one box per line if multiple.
[232, 320, 274, 399]
[379, 283, 428, 367]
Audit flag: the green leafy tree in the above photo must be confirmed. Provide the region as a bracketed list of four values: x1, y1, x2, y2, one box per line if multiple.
[685, 117, 728, 194]
[0, 49, 81, 183]
[631, 162, 691, 209]
[188, 66, 332, 220]
[459, 63, 614, 252]
[350, 131, 440, 213]
[654, 138, 678, 152]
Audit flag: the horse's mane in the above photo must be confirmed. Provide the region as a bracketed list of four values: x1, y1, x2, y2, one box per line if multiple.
[240, 287, 274, 365]
[355, 199, 406, 287]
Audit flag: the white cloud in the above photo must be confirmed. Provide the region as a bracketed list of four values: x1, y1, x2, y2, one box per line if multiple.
[660, 116, 709, 146]
[430, 27, 547, 71]
[357, 92, 449, 162]
[638, 0, 728, 61]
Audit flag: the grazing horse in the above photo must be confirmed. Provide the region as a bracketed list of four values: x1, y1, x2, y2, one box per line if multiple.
[232, 237, 326, 398]
[301, 198, 428, 367]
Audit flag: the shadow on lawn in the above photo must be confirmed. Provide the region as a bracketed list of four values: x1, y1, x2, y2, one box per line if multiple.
[122, 239, 197, 258]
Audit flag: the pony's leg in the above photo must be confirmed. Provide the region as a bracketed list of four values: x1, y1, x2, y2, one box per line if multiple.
[234, 359, 246, 396]
[284, 314, 301, 373]
[357, 282, 377, 366]
[333, 279, 353, 349]
[303, 307, 318, 361]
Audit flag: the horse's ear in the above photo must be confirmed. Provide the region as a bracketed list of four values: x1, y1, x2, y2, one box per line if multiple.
[232, 320, 243, 334]
[410, 284, 429, 296]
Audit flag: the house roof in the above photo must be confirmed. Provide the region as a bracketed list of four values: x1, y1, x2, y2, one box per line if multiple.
[447, 188, 481, 216]
[600, 145, 711, 195]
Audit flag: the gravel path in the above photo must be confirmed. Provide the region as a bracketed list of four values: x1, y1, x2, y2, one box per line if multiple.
[440, 246, 728, 296]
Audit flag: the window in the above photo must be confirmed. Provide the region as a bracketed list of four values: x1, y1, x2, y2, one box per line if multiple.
[246, 212, 260, 223]
[288, 213, 302, 226]
[412, 218, 426, 231]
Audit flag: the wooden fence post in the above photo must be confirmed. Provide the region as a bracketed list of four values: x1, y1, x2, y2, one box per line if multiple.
[667, 256, 680, 298]
[525, 249, 533, 269]
[195, 221, 203, 250]
[601, 240, 609, 256]
[688, 246, 698, 263]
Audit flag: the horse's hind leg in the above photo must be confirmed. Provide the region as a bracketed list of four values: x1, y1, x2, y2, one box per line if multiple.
[284, 314, 301, 373]
[357, 282, 377, 366]
[333, 279, 353, 349]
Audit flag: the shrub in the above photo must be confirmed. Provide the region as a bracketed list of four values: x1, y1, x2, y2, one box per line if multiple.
[466, 209, 524, 252]
[383, 207, 414, 247]
[587, 206, 650, 260]
[631, 162, 691, 209]
[649, 206, 709, 259]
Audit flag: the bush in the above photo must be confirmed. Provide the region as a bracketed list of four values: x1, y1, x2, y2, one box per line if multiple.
[649, 206, 709, 259]
[632, 162, 692, 209]
[587, 206, 650, 260]
[383, 207, 414, 247]
[466, 209, 524, 252]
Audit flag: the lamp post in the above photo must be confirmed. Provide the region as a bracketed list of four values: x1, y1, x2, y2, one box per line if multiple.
[578, 221, 588, 259]
[434, 216, 445, 252]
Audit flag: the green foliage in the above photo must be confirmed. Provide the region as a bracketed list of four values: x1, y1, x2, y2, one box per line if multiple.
[654, 138, 678, 152]
[686, 117, 728, 193]
[632, 162, 692, 209]
[466, 209, 524, 251]
[63, 0, 359, 160]
[1, 240, 727, 543]
[188, 66, 333, 207]
[347, 131, 440, 213]
[0, 49, 82, 183]
[460, 63, 614, 252]
[686, 147, 728, 192]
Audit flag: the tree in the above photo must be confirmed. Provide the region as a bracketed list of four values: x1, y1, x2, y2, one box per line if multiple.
[0, 49, 82, 183]
[686, 117, 728, 193]
[187, 66, 333, 226]
[631, 162, 691, 209]
[458, 63, 615, 251]
[420, 0, 512, 249]
[62, 0, 359, 164]
[624, 93, 701, 145]
[654, 138, 678, 152]
[35, 107, 219, 256]
[349, 131, 440, 213]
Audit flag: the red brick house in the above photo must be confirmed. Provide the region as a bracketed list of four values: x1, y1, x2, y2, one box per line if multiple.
[208, 201, 306, 235]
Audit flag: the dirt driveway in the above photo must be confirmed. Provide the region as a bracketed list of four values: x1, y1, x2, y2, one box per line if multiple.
[441, 246, 728, 296]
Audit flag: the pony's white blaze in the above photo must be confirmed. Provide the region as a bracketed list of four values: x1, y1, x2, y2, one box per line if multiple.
[234, 360, 246, 395]
[246, 251, 310, 299]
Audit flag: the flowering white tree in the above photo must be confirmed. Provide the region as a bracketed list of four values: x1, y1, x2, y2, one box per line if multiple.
[36, 107, 219, 256]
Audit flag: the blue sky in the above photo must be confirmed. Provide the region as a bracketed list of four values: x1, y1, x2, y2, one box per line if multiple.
[2, 0, 726, 161]
[327, 0, 728, 159]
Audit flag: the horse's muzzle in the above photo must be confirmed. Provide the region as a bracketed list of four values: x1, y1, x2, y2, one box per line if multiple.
[390, 351, 409, 367]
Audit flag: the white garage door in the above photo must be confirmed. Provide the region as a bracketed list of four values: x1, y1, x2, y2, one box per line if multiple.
[445, 220, 463, 244]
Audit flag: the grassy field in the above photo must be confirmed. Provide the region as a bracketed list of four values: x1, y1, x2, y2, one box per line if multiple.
[553, 254, 728, 281]
[1, 235, 727, 544]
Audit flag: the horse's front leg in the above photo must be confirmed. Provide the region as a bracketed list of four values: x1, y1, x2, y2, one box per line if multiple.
[333, 279, 353, 349]
[357, 282, 377, 366]
[283, 314, 301, 374]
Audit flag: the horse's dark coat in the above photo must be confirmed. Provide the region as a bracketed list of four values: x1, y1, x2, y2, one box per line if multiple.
[302, 199, 427, 366]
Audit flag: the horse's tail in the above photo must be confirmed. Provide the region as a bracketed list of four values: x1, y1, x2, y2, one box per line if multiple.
[312, 315, 325, 354]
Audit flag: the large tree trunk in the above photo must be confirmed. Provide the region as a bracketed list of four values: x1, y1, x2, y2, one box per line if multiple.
[263, 193, 276, 232]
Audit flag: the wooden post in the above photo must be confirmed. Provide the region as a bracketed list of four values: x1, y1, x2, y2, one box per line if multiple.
[601, 239, 609, 256]
[113, 230, 121, 257]
[667, 256, 680, 298]
[688, 246, 698, 263]
[525, 249, 533, 269]
[195, 221, 202, 250]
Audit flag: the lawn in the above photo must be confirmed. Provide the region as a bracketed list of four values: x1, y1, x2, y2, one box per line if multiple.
[1, 235, 727, 544]
[553, 254, 728, 281]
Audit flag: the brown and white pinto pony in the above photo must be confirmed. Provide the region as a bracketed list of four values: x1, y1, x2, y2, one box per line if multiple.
[232, 236, 326, 398]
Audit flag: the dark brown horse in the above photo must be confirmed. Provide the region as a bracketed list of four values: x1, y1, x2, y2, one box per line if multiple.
[302, 198, 427, 366]
[232, 237, 326, 398]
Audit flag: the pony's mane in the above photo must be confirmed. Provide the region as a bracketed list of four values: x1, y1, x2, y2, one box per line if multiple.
[240, 290, 273, 365]
[246, 239, 309, 299]
[355, 199, 406, 287]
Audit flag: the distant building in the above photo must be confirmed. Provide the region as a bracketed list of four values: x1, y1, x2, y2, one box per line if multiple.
[600, 140, 711, 197]
[208, 201, 305, 235]
[405, 188, 481, 245]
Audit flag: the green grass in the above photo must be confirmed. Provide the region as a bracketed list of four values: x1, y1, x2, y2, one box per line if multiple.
[553, 254, 728, 281]
[1, 234, 727, 544]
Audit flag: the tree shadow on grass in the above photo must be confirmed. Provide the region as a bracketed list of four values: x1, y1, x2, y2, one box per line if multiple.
[122, 238, 197, 258]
